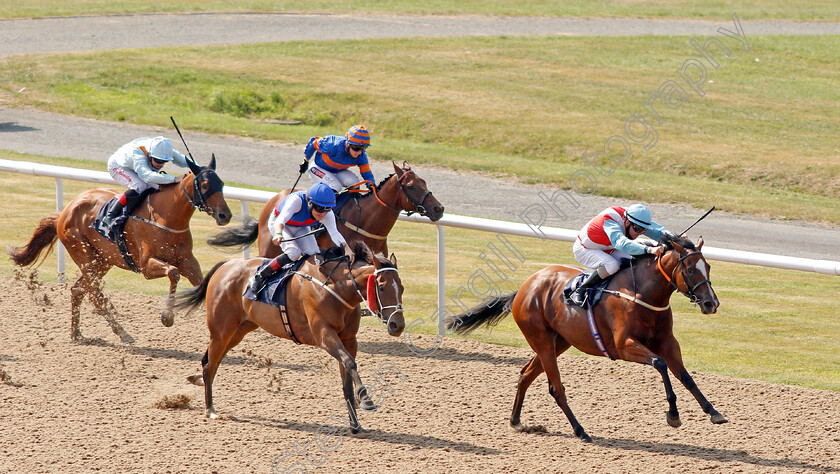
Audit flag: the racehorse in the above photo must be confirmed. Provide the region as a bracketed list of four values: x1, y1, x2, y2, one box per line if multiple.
[9, 156, 231, 343]
[175, 241, 405, 432]
[207, 162, 444, 256]
[449, 235, 726, 442]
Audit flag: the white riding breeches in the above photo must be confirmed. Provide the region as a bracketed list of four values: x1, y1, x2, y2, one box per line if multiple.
[573, 239, 631, 277]
[308, 165, 360, 192]
[108, 156, 156, 193]
[277, 225, 320, 261]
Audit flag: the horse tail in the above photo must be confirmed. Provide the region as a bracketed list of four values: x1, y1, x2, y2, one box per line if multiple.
[8, 213, 59, 268]
[175, 260, 228, 311]
[207, 216, 258, 248]
[447, 291, 518, 335]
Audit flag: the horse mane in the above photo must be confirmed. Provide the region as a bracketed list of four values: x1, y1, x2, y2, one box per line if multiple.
[350, 240, 395, 269]
[659, 233, 696, 251]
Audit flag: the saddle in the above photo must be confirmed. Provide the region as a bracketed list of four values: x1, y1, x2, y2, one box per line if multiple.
[563, 271, 613, 308]
[243, 257, 307, 308]
[92, 197, 140, 272]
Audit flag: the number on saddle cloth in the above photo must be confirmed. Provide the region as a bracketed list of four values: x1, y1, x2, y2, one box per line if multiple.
[243, 258, 308, 307]
[563, 271, 613, 308]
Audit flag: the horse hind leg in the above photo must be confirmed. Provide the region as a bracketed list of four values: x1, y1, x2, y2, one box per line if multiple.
[510, 355, 548, 433]
[538, 346, 592, 443]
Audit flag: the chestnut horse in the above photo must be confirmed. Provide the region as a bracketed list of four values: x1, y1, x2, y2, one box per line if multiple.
[176, 241, 405, 432]
[207, 162, 444, 256]
[449, 235, 726, 442]
[9, 156, 232, 343]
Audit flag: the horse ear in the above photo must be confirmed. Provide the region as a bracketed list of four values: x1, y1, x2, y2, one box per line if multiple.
[209, 153, 217, 170]
[389, 252, 398, 267]
[393, 161, 404, 177]
[402, 160, 411, 171]
[186, 157, 201, 175]
[697, 236, 704, 250]
[671, 239, 684, 253]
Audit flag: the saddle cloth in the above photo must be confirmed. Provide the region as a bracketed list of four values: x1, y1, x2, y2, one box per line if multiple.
[92, 196, 124, 241]
[243, 257, 307, 308]
[562, 271, 613, 308]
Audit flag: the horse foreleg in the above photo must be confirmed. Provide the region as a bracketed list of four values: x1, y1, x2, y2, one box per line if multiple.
[318, 330, 367, 433]
[616, 337, 681, 427]
[142, 257, 181, 327]
[200, 320, 257, 419]
[658, 337, 728, 425]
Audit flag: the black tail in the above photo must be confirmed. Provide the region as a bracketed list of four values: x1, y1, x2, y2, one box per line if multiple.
[207, 216, 258, 249]
[447, 291, 518, 335]
[175, 260, 228, 311]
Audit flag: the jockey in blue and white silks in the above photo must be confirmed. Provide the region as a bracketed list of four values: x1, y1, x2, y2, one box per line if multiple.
[248, 183, 352, 294]
[570, 204, 676, 305]
[300, 125, 375, 192]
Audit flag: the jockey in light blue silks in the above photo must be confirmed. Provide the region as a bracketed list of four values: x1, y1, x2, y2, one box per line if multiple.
[570, 204, 676, 305]
[103, 136, 190, 228]
[248, 183, 354, 294]
[299, 125, 375, 193]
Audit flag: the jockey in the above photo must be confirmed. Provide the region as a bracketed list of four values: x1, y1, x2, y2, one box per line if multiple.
[248, 182, 354, 294]
[102, 136, 189, 228]
[570, 204, 676, 305]
[299, 125, 375, 194]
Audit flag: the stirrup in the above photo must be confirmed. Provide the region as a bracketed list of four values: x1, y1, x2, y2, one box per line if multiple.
[248, 274, 265, 294]
[570, 289, 587, 306]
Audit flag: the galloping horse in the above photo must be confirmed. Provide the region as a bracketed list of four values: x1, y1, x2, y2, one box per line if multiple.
[449, 235, 726, 442]
[176, 241, 405, 432]
[9, 156, 232, 343]
[208, 162, 444, 256]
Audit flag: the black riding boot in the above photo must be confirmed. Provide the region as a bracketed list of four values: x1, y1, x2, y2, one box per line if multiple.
[571, 272, 604, 306]
[249, 253, 294, 294]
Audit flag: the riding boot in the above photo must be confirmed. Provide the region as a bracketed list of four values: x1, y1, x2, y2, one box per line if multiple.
[248, 253, 294, 294]
[570, 272, 604, 306]
[114, 188, 152, 228]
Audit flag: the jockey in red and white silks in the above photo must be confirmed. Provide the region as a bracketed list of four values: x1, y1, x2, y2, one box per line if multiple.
[570, 204, 675, 305]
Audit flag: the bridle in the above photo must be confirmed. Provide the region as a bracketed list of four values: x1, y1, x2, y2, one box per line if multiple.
[179, 169, 222, 217]
[656, 249, 713, 305]
[369, 170, 434, 217]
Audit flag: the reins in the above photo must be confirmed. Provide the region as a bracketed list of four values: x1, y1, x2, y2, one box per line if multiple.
[656, 250, 712, 305]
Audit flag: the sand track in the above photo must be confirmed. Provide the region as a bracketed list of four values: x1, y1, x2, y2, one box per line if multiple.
[1, 274, 838, 473]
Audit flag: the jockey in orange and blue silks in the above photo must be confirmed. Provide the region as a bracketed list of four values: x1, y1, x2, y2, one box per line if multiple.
[570, 204, 676, 305]
[300, 125, 375, 193]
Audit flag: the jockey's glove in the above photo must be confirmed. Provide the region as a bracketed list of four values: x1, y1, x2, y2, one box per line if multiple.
[299, 159, 309, 174]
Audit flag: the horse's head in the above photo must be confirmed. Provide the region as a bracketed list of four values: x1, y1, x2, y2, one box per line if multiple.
[185, 154, 232, 226]
[660, 235, 719, 314]
[391, 162, 444, 221]
[354, 241, 405, 336]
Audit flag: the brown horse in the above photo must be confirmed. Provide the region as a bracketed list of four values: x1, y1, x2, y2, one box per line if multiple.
[207, 162, 444, 256]
[9, 156, 232, 343]
[175, 241, 405, 432]
[449, 235, 726, 442]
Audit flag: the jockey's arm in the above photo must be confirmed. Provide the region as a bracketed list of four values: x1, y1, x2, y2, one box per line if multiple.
[170, 150, 190, 168]
[303, 137, 321, 161]
[604, 218, 648, 256]
[319, 211, 347, 248]
[357, 153, 375, 183]
[130, 150, 175, 185]
[642, 221, 676, 242]
[275, 197, 302, 235]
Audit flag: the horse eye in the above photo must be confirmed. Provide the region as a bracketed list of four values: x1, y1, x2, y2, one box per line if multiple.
[379, 284, 386, 291]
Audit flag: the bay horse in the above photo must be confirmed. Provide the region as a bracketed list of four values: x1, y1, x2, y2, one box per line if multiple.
[175, 241, 405, 432]
[9, 156, 232, 343]
[207, 162, 444, 256]
[449, 235, 726, 442]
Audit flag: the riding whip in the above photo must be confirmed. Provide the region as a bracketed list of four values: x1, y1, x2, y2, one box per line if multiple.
[170, 116, 196, 163]
[680, 206, 715, 235]
[278, 226, 325, 242]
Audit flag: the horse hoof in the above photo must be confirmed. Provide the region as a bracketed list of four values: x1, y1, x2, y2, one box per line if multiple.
[667, 414, 682, 428]
[359, 400, 378, 412]
[205, 408, 218, 419]
[71, 331, 83, 341]
[186, 374, 205, 386]
[161, 311, 174, 328]
[351, 425, 365, 434]
[510, 422, 546, 434]
[711, 413, 729, 424]
[580, 433, 593, 443]
[120, 333, 135, 344]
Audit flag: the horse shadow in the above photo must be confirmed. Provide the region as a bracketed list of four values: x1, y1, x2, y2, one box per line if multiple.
[0, 122, 38, 133]
[227, 414, 503, 455]
[593, 436, 838, 472]
[358, 338, 531, 368]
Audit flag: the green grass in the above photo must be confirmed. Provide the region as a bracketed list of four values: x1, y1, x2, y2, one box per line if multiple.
[2, 35, 839, 224]
[2, 152, 839, 392]
[2, 0, 839, 21]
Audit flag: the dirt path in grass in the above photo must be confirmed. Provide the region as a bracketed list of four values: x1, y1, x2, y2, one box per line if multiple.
[1, 275, 839, 473]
